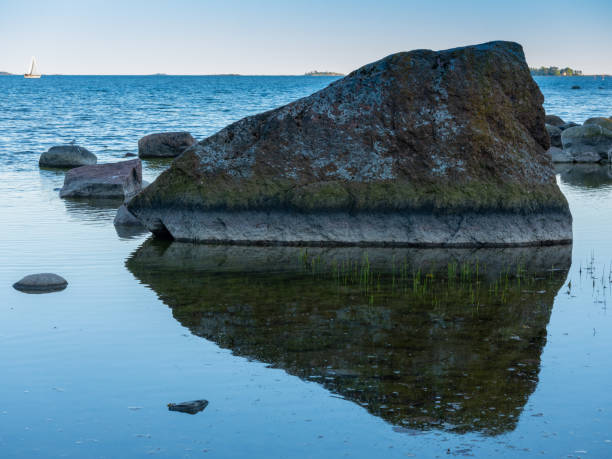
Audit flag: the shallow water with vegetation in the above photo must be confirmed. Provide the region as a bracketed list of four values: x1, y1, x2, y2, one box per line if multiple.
[1, 75, 612, 457]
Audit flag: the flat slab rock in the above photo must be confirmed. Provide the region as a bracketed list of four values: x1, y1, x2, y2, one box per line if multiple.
[168, 400, 208, 415]
[129, 41, 572, 247]
[39, 145, 97, 168]
[13, 273, 68, 293]
[60, 159, 143, 199]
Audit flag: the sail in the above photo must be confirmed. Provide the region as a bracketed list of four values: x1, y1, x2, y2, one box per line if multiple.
[27, 56, 40, 76]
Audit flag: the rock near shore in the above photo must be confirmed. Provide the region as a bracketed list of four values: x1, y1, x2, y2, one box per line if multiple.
[129, 41, 571, 247]
[39, 145, 97, 168]
[60, 159, 143, 199]
[138, 132, 196, 158]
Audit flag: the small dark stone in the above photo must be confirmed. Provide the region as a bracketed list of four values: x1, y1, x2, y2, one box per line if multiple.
[168, 399, 208, 415]
[124, 153, 137, 157]
[571, 85, 581, 90]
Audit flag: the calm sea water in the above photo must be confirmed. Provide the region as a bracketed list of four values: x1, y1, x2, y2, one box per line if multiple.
[1, 75, 612, 458]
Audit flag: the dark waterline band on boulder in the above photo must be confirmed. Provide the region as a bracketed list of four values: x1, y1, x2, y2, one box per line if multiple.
[129, 40, 572, 247]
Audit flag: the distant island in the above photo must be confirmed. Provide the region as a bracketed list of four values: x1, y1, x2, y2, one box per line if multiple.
[305, 71, 344, 76]
[0, 71, 14, 76]
[530, 66, 583, 76]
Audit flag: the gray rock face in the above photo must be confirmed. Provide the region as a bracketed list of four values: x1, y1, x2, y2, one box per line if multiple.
[561, 124, 612, 160]
[60, 159, 143, 199]
[114, 204, 145, 226]
[129, 41, 571, 247]
[559, 122, 579, 131]
[546, 124, 562, 148]
[572, 151, 601, 163]
[547, 146, 572, 163]
[13, 273, 68, 293]
[138, 132, 196, 158]
[545, 114, 565, 127]
[39, 145, 97, 168]
[584, 117, 612, 131]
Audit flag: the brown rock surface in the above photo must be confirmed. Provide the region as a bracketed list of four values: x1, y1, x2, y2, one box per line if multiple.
[60, 159, 143, 199]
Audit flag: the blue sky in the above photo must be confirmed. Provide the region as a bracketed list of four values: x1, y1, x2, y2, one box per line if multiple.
[1, 0, 611, 75]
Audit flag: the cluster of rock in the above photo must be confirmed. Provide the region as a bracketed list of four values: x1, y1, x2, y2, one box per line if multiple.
[546, 115, 612, 163]
[128, 41, 572, 247]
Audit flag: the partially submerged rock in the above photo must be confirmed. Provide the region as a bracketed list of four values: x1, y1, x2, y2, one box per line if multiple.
[546, 124, 562, 148]
[545, 114, 565, 127]
[167, 400, 208, 415]
[561, 124, 612, 161]
[547, 147, 572, 163]
[138, 132, 196, 158]
[584, 117, 612, 131]
[39, 145, 97, 168]
[60, 159, 143, 199]
[13, 273, 68, 293]
[572, 151, 601, 163]
[113, 204, 144, 226]
[129, 41, 571, 247]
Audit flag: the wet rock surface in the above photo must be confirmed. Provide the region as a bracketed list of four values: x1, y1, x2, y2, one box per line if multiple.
[129, 41, 570, 246]
[60, 159, 143, 199]
[39, 145, 97, 168]
[13, 273, 68, 293]
[138, 132, 196, 158]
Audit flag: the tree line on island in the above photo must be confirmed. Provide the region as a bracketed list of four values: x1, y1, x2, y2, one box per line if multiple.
[530, 66, 583, 76]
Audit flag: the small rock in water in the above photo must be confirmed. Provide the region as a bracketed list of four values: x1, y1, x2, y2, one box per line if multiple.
[571, 85, 581, 89]
[124, 152, 137, 157]
[59, 159, 143, 200]
[138, 132, 196, 158]
[13, 273, 68, 294]
[545, 114, 565, 127]
[39, 145, 97, 168]
[167, 399, 208, 415]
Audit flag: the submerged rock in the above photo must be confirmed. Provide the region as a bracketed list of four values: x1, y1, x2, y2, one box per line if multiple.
[546, 124, 562, 148]
[561, 124, 612, 161]
[572, 151, 602, 163]
[545, 114, 565, 127]
[60, 159, 143, 199]
[138, 132, 196, 158]
[39, 145, 97, 168]
[129, 41, 571, 247]
[13, 273, 68, 293]
[167, 400, 208, 415]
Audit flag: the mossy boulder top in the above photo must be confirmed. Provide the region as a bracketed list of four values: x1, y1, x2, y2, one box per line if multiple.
[129, 41, 571, 246]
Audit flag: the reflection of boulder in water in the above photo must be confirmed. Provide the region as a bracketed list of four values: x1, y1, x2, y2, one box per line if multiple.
[126, 241, 570, 435]
[556, 164, 612, 188]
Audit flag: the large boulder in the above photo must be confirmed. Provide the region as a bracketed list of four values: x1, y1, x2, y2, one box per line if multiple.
[546, 124, 562, 148]
[584, 117, 612, 132]
[129, 41, 571, 247]
[545, 114, 565, 127]
[138, 132, 196, 158]
[39, 145, 97, 168]
[60, 159, 143, 199]
[561, 124, 612, 161]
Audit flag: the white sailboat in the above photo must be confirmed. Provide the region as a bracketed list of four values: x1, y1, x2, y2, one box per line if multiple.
[24, 56, 41, 79]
